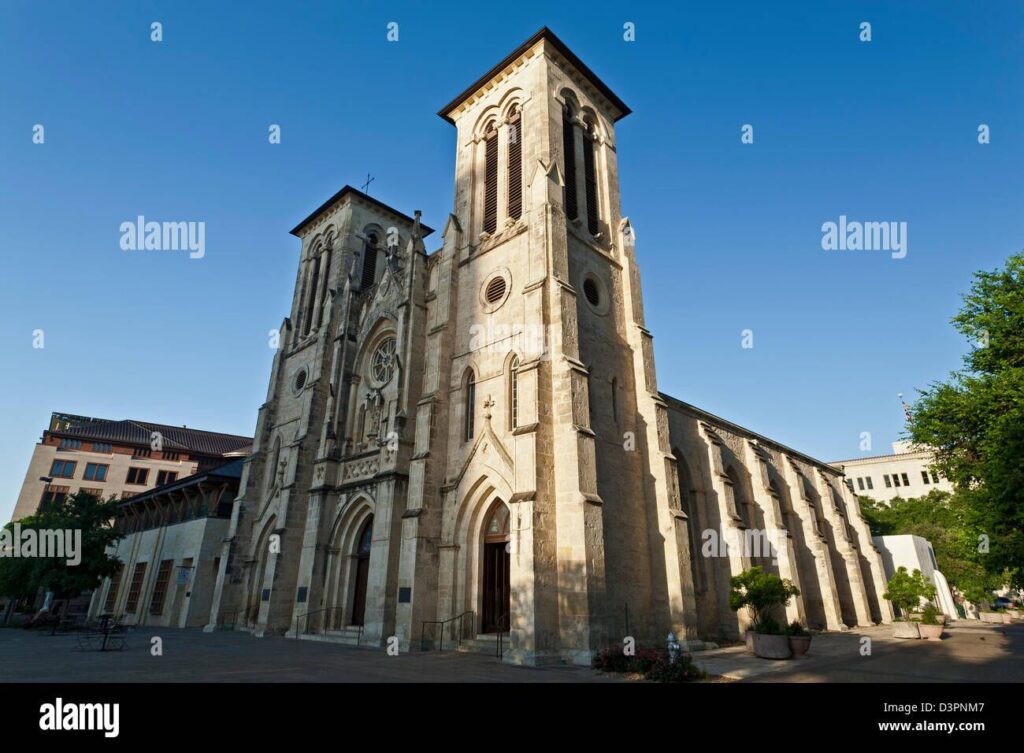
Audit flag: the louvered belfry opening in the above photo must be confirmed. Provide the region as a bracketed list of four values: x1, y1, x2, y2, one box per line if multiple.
[483, 126, 499, 234]
[507, 106, 523, 220]
[583, 121, 599, 235]
[303, 253, 321, 335]
[485, 275, 507, 304]
[361, 233, 378, 290]
[562, 104, 578, 221]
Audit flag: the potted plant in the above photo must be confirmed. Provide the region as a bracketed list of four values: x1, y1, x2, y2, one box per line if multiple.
[883, 567, 935, 639]
[786, 620, 812, 657]
[729, 566, 800, 659]
[918, 604, 944, 640]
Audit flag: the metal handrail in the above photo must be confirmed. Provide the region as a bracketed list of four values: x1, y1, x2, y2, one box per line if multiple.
[420, 611, 474, 652]
[496, 612, 510, 659]
[293, 607, 363, 644]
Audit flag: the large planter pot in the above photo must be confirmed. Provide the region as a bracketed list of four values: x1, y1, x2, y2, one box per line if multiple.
[918, 623, 943, 641]
[788, 635, 812, 658]
[893, 621, 921, 639]
[752, 633, 792, 659]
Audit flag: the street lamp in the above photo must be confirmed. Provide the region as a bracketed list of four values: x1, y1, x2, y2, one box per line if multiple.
[38, 476, 54, 510]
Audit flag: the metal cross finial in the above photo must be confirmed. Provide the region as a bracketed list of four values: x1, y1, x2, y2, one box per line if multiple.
[483, 395, 495, 420]
[361, 173, 375, 195]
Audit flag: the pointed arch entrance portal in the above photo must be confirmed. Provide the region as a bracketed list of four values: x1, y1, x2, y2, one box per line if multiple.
[351, 516, 373, 627]
[480, 501, 510, 633]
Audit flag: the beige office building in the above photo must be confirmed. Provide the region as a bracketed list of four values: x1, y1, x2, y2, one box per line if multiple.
[831, 441, 953, 504]
[12, 412, 252, 522]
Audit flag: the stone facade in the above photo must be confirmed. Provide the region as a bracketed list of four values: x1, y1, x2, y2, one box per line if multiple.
[206, 28, 892, 664]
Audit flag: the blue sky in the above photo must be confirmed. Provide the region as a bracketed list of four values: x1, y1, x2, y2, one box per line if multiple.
[1, 1, 1021, 521]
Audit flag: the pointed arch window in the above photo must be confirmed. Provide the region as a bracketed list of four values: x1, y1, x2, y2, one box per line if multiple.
[583, 120, 599, 235]
[464, 370, 477, 442]
[509, 356, 520, 429]
[303, 252, 321, 336]
[507, 106, 523, 221]
[314, 239, 332, 330]
[361, 233, 379, 290]
[562, 104, 578, 221]
[483, 125, 498, 234]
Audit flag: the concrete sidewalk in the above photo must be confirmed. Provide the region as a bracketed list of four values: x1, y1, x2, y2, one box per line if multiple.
[692, 621, 1024, 682]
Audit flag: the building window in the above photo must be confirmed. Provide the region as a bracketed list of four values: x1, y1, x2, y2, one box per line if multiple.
[149, 560, 174, 616]
[901, 472, 910, 486]
[41, 485, 69, 507]
[464, 370, 476, 442]
[507, 106, 523, 221]
[126, 467, 149, 485]
[483, 126, 498, 234]
[80, 487, 103, 499]
[509, 356, 520, 429]
[371, 337, 398, 386]
[562, 103, 578, 221]
[133, 448, 151, 459]
[866, 477, 874, 490]
[303, 251, 322, 336]
[856, 477, 865, 491]
[583, 120, 599, 235]
[92, 442, 112, 453]
[883, 475, 892, 488]
[124, 563, 148, 614]
[162, 451, 180, 461]
[49, 460, 76, 478]
[83, 463, 108, 482]
[58, 438, 82, 450]
[931, 471, 940, 483]
[361, 233, 379, 289]
[156, 470, 178, 486]
[922, 470, 930, 484]
[104, 566, 123, 613]
[892, 474, 901, 487]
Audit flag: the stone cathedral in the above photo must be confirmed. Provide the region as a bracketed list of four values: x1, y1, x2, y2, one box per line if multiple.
[206, 28, 892, 665]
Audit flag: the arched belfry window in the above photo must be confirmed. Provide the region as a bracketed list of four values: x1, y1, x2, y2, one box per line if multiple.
[464, 370, 477, 442]
[361, 232, 379, 290]
[561, 103, 578, 221]
[313, 238, 332, 330]
[583, 119, 599, 235]
[509, 355, 520, 429]
[483, 125, 498, 234]
[507, 106, 523, 221]
[303, 249, 322, 336]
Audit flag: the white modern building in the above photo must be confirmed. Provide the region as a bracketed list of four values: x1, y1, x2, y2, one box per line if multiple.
[832, 441, 953, 504]
[872, 534, 958, 620]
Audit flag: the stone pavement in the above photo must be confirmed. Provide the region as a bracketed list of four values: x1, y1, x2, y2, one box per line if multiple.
[692, 621, 1024, 682]
[0, 627, 625, 683]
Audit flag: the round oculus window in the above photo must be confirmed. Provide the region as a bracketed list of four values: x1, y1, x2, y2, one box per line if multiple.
[371, 337, 397, 386]
[293, 369, 307, 392]
[583, 278, 601, 307]
[485, 276, 507, 304]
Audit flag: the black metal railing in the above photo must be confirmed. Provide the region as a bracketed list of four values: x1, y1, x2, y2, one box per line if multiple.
[496, 612, 509, 659]
[293, 607, 363, 645]
[420, 611, 474, 652]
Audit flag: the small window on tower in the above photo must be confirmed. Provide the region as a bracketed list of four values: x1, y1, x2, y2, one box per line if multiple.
[485, 276, 506, 304]
[583, 278, 600, 307]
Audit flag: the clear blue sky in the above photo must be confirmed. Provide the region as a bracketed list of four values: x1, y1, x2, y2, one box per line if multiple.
[1, 1, 1021, 522]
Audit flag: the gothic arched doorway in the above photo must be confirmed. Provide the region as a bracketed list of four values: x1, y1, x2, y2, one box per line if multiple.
[351, 516, 373, 627]
[480, 502, 510, 633]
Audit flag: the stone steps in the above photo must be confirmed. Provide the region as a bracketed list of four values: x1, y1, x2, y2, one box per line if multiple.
[455, 633, 510, 655]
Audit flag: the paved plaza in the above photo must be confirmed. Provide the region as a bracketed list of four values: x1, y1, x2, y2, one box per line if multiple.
[0, 621, 1020, 683]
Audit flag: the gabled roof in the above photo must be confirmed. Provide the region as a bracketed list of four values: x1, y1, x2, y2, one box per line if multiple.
[289, 185, 435, 238]
[50, 416, 252, 457]
[438, 27, 631, 125]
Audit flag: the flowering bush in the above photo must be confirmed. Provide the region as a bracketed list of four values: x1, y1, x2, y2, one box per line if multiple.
[593, 645, 706, 681]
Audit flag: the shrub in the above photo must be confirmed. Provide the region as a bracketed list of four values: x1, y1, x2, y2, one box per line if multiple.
[644, 653, 707, 683]
[883, 567, 937, 620]
[920, 604, 941, 625]
[593, 645, 669, 674]
[728, 566, 800, 632]
[785, 620, 811, 637]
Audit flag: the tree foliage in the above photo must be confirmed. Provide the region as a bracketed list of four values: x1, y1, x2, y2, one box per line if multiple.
[907, 253, 1024, 589]
[728, 566, 800, 632]
[883, 567, 936, 619]
[0, 491, 123, 600]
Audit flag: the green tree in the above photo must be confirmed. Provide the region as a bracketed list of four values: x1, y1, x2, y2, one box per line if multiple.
[859, 490, 1003, 602]
[908, 252, 1024, 589]
[0, 491, 123, 609]
[728, 566, 800, 632]
[883, 567, 936, 620]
